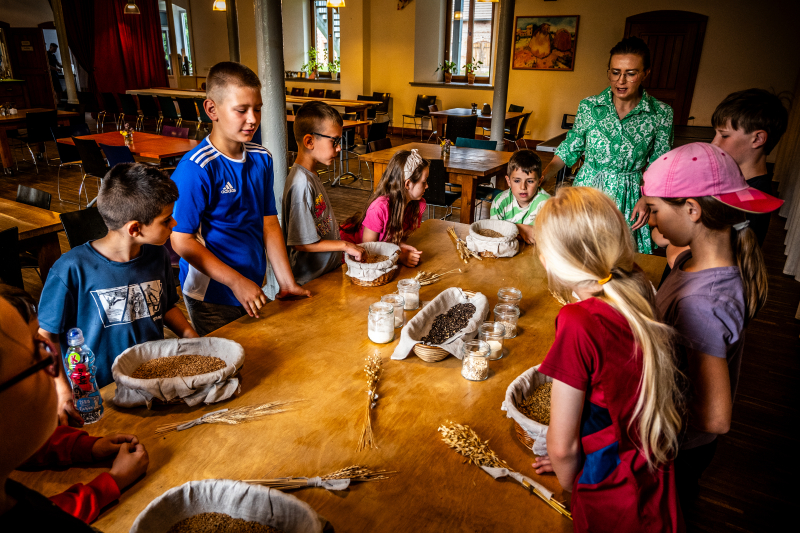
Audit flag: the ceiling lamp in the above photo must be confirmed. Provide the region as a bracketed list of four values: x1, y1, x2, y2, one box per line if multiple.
[124, 1, 140, 14]
[477, 0, 499, 2]
[454, 10, 462, 20]
[327, 0, 345, 7]
[212, 0, 226, 10]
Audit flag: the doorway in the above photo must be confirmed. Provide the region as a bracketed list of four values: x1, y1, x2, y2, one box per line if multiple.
[159, 0, 197, 89]
[624, 11, 708, 126]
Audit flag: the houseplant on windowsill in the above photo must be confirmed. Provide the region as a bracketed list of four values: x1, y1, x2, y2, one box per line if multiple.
[436, 60, 457, 83]
[463, 59, 483, 85]
[329, 58, 340, 81]
[302, 47, 324, 80]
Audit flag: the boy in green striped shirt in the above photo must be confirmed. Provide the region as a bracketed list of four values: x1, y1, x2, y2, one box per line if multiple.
[490, 149, 550, 244]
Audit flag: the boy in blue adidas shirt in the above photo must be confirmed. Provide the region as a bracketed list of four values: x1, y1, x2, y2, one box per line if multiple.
[171, 62, 309, 336]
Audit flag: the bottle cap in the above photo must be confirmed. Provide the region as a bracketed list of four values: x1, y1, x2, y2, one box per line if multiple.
[67, 328, 84, 346]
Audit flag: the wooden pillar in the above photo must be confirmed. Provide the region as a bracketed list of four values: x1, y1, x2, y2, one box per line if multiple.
[489, 0, 515, 151]
[254, 0, 288, 212]
[51, 0, 78, 104]
[227, 0, 240, 62]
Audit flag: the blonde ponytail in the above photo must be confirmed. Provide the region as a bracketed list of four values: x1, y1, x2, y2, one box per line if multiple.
[535, 187, 683, 468]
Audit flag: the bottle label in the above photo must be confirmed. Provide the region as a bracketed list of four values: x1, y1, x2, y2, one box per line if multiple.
[66, 349, 83, 370]
[75, 395, 102, 413]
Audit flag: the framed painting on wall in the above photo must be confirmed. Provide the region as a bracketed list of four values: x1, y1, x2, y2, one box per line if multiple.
[513, 16, 580, 71]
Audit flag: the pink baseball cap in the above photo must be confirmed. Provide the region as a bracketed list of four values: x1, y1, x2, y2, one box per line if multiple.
[642, 142, 783, 214]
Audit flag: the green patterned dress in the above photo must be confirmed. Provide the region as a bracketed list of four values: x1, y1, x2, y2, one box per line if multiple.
[555, 87, 674, 254]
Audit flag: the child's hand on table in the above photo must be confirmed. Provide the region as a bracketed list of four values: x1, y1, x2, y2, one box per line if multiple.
[231, 277, 269, 318]
[108, 441, 149, 490]
[399, 244, 422, 267]
[277, 283, 312, 300]
[92, 434, 139, 461]
[532, 454, 554, 474]
[516, 224, 536, 245]
[345, 243, 366, 262]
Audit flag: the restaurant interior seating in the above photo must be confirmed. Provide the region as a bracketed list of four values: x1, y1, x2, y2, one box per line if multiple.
[427, 104, 440, 142]
[99, 93, 123, 131]
[118, 93, 143, 131]
[157, 96, 183, 129]
[0, 227, 24, 290]
[71, 137, 110, 208]
[325, 89, 341, 99]
[505, 112, 532, 149]
[77, 91, 101, 131]
[290, 87, 305, 96]
[138, 94, 162, 132]
[372, 92, 391, 123]
[176, 98, 201, 138]
[50, 125, 87, 205]
[309, 89, 325, 98]
[423, 159, 461, 220]
[455, 137, 495, 150]
[100, 143, 136, 168]
[351, 120, 391, 183]
[59, 206, 108, 249]
[8, 110, 57, 174]
[401, 94, 437, 140]
[482, 103, 524, 137]
[195, 98, 213, 136]
[16, 184, 52, 210]
[443, 114, 478, 144]
[161, 125, 189, 139]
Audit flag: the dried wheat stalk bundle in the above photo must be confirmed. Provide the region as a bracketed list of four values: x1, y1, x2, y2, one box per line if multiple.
[447, 227, 482, 263]
[243, 465, 396, 490]
[155, 400, 303, 435]
[438, 421, 572, 520]
[356, 352, 383, 452]
[413, 268, 462, 286]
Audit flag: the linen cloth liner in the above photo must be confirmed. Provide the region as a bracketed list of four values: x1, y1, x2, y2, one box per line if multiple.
[344, 241, 400, 282]
[466, 219, 519, 258]
[391, 287, 489, 360]
[501, 364, 553, 455]
[130, 479, 328, 533]
[479, 466, 554, 500]
[112, 337, 244, 408]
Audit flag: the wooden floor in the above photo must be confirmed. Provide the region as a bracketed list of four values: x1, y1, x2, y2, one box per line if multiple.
[1, 119, 796, 532]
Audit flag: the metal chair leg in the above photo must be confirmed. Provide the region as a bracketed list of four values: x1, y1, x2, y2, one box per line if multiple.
[57, 162, 83, 205]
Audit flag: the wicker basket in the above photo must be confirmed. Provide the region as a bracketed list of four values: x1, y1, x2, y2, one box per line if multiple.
[351, 267, 399, 287]
[514, 419, 536, 449]
[467, 220, 519, 258]
[502, 364, 552, 455]
[344, 241, 400, 287]
[413, 343, 449, 362]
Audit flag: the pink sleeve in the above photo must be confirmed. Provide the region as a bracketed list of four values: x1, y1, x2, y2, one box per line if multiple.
[362, 196, 390, 239]
[49, 472, 121, 524]
[418, 199, 427, 227]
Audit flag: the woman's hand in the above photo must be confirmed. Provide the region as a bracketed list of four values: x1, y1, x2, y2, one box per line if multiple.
[630, 197, 651, 230]
[399, 243, 422, 267]
[532, 455, 554, 474]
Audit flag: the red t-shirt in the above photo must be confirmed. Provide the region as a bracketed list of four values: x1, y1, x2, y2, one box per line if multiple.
[539, 298, 683, 533]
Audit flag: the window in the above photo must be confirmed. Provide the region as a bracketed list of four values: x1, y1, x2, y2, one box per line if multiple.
[310, 0, 340, 71]
[444, 0, 495, 83]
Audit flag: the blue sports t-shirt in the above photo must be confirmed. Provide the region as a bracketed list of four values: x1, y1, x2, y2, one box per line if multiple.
[38, 243, 179, 388]
[171, 137, 277, 306]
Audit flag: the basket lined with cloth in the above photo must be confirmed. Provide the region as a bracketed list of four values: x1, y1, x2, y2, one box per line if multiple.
[112, 338, 244, 409]
[501, 364, 553, 455]
[344, 241, 400, 287]
[391, 287, 489, 362]
[466, 219, 519, 258]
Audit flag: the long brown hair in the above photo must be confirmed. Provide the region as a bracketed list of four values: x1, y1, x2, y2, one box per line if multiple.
[663, 196, 767, 325]
[341, 150, 429, 244]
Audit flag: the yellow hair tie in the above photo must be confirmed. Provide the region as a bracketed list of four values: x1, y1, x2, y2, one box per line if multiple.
[598, 273, 613, 285]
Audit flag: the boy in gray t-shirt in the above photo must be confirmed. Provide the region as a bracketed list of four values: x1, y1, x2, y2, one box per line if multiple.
[282, 102, 364, 285]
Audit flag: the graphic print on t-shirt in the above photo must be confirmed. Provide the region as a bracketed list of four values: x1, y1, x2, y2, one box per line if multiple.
[314, 193, 331, 236]
[90, 281, 164, 327]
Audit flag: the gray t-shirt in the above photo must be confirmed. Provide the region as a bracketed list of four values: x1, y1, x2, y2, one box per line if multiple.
[281, 164, 342, 285]
[656, 250, 746, 449]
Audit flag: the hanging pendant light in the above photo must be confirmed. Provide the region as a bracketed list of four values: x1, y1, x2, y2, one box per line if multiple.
[327, 0, 345, 7]
[212, 0, 227, 10]
[124, 1, 141, 15]
[454, 10, 462, 20]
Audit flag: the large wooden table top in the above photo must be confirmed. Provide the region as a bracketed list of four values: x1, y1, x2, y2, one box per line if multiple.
[11, 220, 666, 532]
[0, 108, 79, 127]
[360, 141, 513, 177]
[127, 88, 382, 110]
[0, 197, 63, 239]
[57, 131, 200, 160]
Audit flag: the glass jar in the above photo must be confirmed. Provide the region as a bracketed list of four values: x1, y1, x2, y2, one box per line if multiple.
[397, 278, 420, 310]
[368, 302, 395, 344]
[461, 340, 490, 381]
[497, 287, 522, 308]
[478, 322, 506, 360]
[381, 294, 405, 328]
[494, 303, 520, 339]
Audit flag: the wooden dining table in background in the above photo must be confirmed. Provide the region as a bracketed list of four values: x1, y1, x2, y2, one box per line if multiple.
[360, 142, 513, 224]
[0, 197, 64, 281]
[10, 219, 667, 532]
[0, 109, 80, 174]
[57, 131, 200, 160]
[429, 108, 526, 138]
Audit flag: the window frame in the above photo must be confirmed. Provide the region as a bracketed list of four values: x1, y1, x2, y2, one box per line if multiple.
[443, 0, 496, 84]
[309, 0, 339, 72]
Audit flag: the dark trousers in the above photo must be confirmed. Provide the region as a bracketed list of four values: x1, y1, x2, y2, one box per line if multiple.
[675, 439, 718, 516]
[183, 295, 247, 337]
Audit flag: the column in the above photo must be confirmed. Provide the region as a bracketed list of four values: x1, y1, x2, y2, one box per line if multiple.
[51, 0, 78, 104]
[227, 0, 241, 62]
[489, 0, 515, 151]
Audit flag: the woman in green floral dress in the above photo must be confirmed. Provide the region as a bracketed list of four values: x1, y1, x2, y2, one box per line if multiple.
[541, 37, 674, 254]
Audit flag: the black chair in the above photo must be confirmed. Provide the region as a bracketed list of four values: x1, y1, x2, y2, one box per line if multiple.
[72, 137, 110, 208]
[0, 227, 25, 290]
[324, 89, 341, 99]
[368, 138, 391, 153]
[50, 125, 87, 204]
[176, 98, 201, 138]
[138, 94, 162, 132]
[423, 159, 461, 220]
[443, 114, 478, 144]
[118, 93, 143, 131]
[351, 120, 391, 184]
[402, 95, 437, 140]
[162, 125, 189, 138]
[9, 110, 57, 173]
[292, 104, 302, 116]
[291, 87, 305, 96]
[16, 185, 51, 210]
[287, 119, 299, 154]
[100, 143, 136, 168]
[561, 114, 576, 130]
[309, 89, 325, 98]
[59, 207, 108, 249]
[482, 103, 525, 138]
[157, 96, 182, 128]
[195, 98, 213, 137]
[427, 104, 441, 142]
[505, 112, 532, 149]
[99, 93, 122, 131]
[357, 95, 377, 120]
[372, 91, 391, 123]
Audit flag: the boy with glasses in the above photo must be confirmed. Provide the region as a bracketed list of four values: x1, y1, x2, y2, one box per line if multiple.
[282, 101, 364, 285]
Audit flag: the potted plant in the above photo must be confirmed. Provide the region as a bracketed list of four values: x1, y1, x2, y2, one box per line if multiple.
[436, 60, 457, 83]
[302, 47, 325, 80]
[329, 58, 340, 81]
[463, 58, 483, 85]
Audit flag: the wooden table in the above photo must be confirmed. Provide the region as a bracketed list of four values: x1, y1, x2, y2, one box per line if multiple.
[430, 108, 525, 138]
[0, 197, 63, 281]
[57, 131, 200, 160]
[11, 219, 666, 532]
[360, 142, 513, 223]
[0, 109, 80, 174]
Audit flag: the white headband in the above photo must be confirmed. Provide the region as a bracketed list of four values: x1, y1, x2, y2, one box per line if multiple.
[404, 149, 423, 181]
[733, 220, 750, 231]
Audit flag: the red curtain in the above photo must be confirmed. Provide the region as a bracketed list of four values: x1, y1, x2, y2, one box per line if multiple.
[93, 0, 168, 94]
[60, 0, 97, 94]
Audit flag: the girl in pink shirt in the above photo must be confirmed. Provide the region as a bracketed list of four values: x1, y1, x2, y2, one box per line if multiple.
[340, 149, 428, 267]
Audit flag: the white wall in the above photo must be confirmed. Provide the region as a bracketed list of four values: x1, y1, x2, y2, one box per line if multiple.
[0, 0, 52, 27]
[188, 0, 229, 78]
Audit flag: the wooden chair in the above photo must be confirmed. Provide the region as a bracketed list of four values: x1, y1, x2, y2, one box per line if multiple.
[309, 89, 325, 98]
[290, 87, 306, 97]
[59, 207, 109, 249]
[324, 89, 341, 99]
[402, 95, 437, 140]
[0, 227, 24, 290]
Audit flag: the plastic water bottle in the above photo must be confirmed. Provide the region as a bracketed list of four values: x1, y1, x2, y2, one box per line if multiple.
[65, 328, 104, 424]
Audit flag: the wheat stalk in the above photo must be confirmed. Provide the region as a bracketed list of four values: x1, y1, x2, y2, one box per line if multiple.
[356, 352, 383, 452]
[414, 268, 462, 286]
[447, 227, 482, 262]
[155, 400, 303, 435]
[243, 465, 396, 490]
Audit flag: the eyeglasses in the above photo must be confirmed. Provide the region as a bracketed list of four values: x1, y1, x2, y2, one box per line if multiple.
[607, 69, 642, 82]
[312, 132, 342, 149]
[0, 339, 60, 393]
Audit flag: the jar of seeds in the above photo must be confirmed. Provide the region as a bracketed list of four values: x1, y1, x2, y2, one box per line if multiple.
[368, 302, 395, 344]
[461, 340, 490, 381]
[381, 294, 406, 328]
[478, 322, 506, 360]
[494, 303, 520, 338]
[497, 287, 522, 308]
[397, 278, 421, 310]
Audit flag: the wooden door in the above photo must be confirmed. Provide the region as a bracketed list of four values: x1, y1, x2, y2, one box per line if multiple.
[625, 11, 707, 126]
[7, 28, 55, 109]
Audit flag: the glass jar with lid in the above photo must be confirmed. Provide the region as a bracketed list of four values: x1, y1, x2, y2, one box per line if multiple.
[497, 287, 522, 308]
[494, 303, 520, 339]
[380, 294, 405, 328]
[368, 302, 395, 344]
[460, 340, 490, 381]
[478, 322, 506, 360]
[397, 278, 420, 310]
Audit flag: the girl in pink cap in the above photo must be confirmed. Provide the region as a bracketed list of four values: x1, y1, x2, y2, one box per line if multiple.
[642, 142, 782, 515]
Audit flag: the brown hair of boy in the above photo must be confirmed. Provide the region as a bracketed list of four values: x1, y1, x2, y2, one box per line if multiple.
[293, 101, 344, 145]
[507, 149, 542, 177]
[711, 89, 788, 155]
[97, 163, 179, 230]
[0, 284, 36, 323]
[206, 61, 261, 103]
